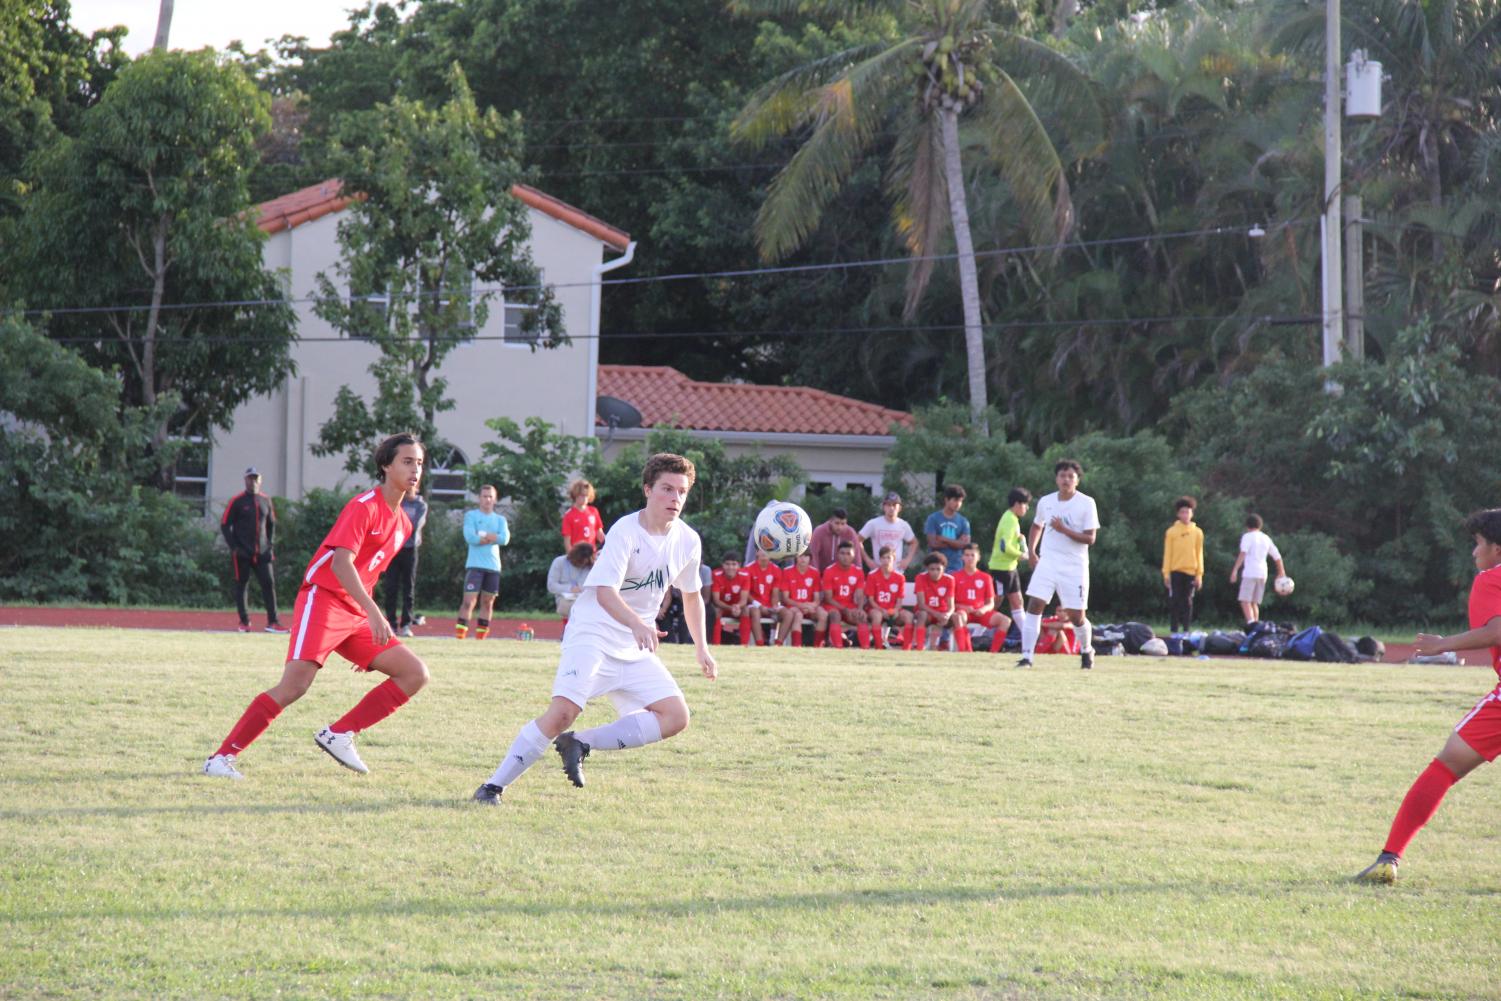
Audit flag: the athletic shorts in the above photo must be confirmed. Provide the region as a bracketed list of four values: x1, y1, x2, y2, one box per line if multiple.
[990, 569, 1022, 597]
[286, 584, 401, 669]
[1238, 576, 1267, 604]
[464, 568, 501, 595]
[822, 602, 857, 617]
[1026, 560, 1089, 610]
[552, 645, 684, 715]
[958, 606, 1004, 625]
[1454, 688, 1501, 762]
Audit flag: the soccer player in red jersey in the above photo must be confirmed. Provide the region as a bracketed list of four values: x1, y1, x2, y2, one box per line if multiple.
[745, 549, 786, 646]
[202, 433, 430, 779]
[914, 553, 961, 651]
[866, 545, 913, 650]
[780, 550, 825, 647]
[561, 478, 605, 552]
[1355, 509, 1501, 883]
[820, 541, 870, 649]
[710, 554, 755, 646]
[953, 543, 1013, 653]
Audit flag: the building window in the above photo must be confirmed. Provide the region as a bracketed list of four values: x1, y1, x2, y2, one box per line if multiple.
[502, 303, 539, 346]
[348, 280, 388, 340]
[845, 483, 873, 496]
[438, 273, 476, 332]
[170, 437, 210, 515]
[804, 481, 832, 497]
[428, 447, 468, 503]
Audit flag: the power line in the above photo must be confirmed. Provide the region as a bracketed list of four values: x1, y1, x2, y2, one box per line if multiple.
[6, 220, 1307, 321]
[40, 313, 1318, 347]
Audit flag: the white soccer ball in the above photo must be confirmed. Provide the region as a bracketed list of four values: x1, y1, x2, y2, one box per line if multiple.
[753, 502, 813, 560]
[1274, 575, 1295, 596]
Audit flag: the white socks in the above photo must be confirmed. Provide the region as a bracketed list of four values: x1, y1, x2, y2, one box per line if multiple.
[1078, 618, 1093, 655]
[577, 711, 662, 752]
[1021, 612, 1042, 657]
[487, 720, 551, 788]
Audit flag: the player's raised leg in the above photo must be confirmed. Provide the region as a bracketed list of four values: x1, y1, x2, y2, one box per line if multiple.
[314, 643, 429, 774]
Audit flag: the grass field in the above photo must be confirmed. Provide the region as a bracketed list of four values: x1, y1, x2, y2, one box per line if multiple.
[2, 627, 1498, 1000]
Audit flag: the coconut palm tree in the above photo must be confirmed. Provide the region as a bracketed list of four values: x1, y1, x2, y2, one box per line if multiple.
[732, 0, 1097, 430]
[153, 0, 173, 50]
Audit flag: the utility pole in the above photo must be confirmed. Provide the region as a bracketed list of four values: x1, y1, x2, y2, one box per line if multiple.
[1344, 194, 1364, 361]
[1321, 0, 1343, 370]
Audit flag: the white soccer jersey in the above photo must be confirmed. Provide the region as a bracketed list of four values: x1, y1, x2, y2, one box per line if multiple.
[562, 511, 702, 659]
[1032, 490, 1100, 569]
[1238, 530, 1281, 580]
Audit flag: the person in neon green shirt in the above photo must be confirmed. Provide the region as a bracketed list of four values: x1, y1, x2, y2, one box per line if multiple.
[988, 487, 1032, 619]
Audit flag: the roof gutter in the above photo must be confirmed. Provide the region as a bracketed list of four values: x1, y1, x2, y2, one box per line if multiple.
[600, 427, 899, 450]
[587, 240, 636, 439]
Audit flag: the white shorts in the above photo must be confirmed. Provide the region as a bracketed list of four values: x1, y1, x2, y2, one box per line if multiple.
[552, 645, 684, 715]
[1025, 560, 1089, 610]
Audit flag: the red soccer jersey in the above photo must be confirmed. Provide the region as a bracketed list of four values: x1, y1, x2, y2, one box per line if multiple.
[302, 488, 411, 610]
[561, 505, 605, 549]
[782, 566, 820, 605]
[867, 569, 906, 611]
[747, 561, 783, 604]
[953, 569, 996, 611]
[1469, 564, 1501, 680]
[915, 572, 956, 614]
[711, 568, 752, 607]
[821, 564, 866, 609]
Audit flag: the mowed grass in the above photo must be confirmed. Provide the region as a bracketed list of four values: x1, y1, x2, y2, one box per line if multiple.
[2, 628, 1499, 1000]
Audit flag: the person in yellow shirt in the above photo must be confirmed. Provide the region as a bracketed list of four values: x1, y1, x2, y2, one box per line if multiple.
[1162, 496, 1205, 632]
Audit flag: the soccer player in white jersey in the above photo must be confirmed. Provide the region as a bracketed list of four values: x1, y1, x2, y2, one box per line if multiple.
[1017, 459, 1101, 670]
[472, 453, 717, 803]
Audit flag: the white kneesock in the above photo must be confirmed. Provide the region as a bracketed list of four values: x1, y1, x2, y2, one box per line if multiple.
[487, 720, 551, 788]
[1077, 617, 1093, 654]
[1021, 612, 1042, 657]
[576, 710, 662, 752]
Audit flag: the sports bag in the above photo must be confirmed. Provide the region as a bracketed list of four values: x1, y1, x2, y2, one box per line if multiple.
[1313, 631, 1359, 663]
[1285, 626, 1322, 660]
[1203, 630, 1245, 656]
[1122, 621, 1155, 655]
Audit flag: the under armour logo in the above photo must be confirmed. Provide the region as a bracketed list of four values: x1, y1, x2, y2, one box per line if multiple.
[513, 755, 524, 763]
[617, 739, 627, 749]
[564, 669, 578, 676]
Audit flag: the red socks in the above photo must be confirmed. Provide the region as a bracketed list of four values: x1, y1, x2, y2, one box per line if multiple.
[857, 624, 871, 649]
[828, 622, 844, 648]
[990, 627, 1006, 653]
[900, 625, 913, 650]
[739, 615, 753, 646]
[1384, 758, 1460, 857]
[216, 692, 282, 757]
[330, 678, 410, 735]
[956, 627, 973, 652]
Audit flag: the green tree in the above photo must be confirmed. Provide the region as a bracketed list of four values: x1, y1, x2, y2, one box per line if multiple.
[6, 49, 297, 482]
[733, 0, 1097, 428]
[0, 316, 218, 604]
[310, 64, 563, 475]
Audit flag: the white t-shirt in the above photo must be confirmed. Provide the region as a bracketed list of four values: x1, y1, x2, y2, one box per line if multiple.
[1032, 491, 1101, 569]
[858, 516, 915, 564]
[1238, 530, 1281, 580]
[563, 511, 702, 659]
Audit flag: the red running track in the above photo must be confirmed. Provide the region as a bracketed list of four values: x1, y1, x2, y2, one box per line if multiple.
[0, 605, 564, 640]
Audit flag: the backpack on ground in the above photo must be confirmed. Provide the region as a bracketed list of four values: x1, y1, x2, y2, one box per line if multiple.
[1203, 630, 1245, 656]
[1285, 626, 1322, 660]
[1355, 636, 1385, 661]
[1313, 630, 1359, 663]
[1122, 621, 1155, 655]
[1247, 631, 1287, 659]
[1139, 637, 1169, 657]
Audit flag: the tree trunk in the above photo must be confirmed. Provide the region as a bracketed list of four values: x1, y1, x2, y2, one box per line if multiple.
[938, 105, 990, 433]
[145, 216, 170, 487]
[1423, 125, 1444, 266]
[153, 0, 174, 51]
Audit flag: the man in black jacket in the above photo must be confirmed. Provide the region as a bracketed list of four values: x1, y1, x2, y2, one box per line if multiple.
[221, 467, 285, 633]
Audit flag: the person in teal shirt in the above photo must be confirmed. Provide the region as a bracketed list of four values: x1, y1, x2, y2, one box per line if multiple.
[456, 484, 510, 639]
[987, 487, 1032, 619]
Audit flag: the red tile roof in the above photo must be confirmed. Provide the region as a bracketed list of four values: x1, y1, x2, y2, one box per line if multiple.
[255, 179, 630, 251]
[597, 365, 912, 437]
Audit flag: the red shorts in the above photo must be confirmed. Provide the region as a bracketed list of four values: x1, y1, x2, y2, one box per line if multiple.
[869, 600, 902, 615]
[1454, 688, 1501, 761]
[286, 584, 401, 669]
[958, 606, 1004, 623]
[822, 602, 856, 616]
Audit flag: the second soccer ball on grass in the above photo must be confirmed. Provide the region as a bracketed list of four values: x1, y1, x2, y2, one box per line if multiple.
[754, 503, 813, 560]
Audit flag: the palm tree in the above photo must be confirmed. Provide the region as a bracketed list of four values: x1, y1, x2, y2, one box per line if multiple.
[732, 0, 1096, 430]
[153, 0, 173, 50]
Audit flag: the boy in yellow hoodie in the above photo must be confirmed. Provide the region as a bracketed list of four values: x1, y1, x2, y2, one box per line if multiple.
[1162, 496, 1204, 632]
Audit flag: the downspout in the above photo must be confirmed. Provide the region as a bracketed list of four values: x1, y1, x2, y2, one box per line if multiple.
[587, 240, 636, 440]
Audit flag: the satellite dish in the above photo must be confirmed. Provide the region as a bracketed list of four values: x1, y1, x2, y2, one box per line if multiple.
[596, 396, 643, 430]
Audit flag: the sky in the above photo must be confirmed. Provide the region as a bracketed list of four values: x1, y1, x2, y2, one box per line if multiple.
[68, 0, 362, 56]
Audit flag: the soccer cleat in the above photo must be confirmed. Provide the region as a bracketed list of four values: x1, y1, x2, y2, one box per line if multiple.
[1353, 852, 1400, 884]
[237, 623, 251, 633]
[1014, 657, 1033, 669]
[455, 624, 468, 640]
[413, 615, 427, 626]
[475, 628, 490, 641]
[1081, 650, 1094, 670]
[264, 623, 289, 634]
[399, 624, 415, 637]
[202, 754, 244, 780]
[313, 727, 369, 774]
[472, 782, 504, 805]
[554, 731, 591, 788]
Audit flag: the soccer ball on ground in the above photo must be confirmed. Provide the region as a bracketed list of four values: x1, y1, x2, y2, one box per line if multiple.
[1274, 575, 1295, 596]
[753, 503, 813, 560]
